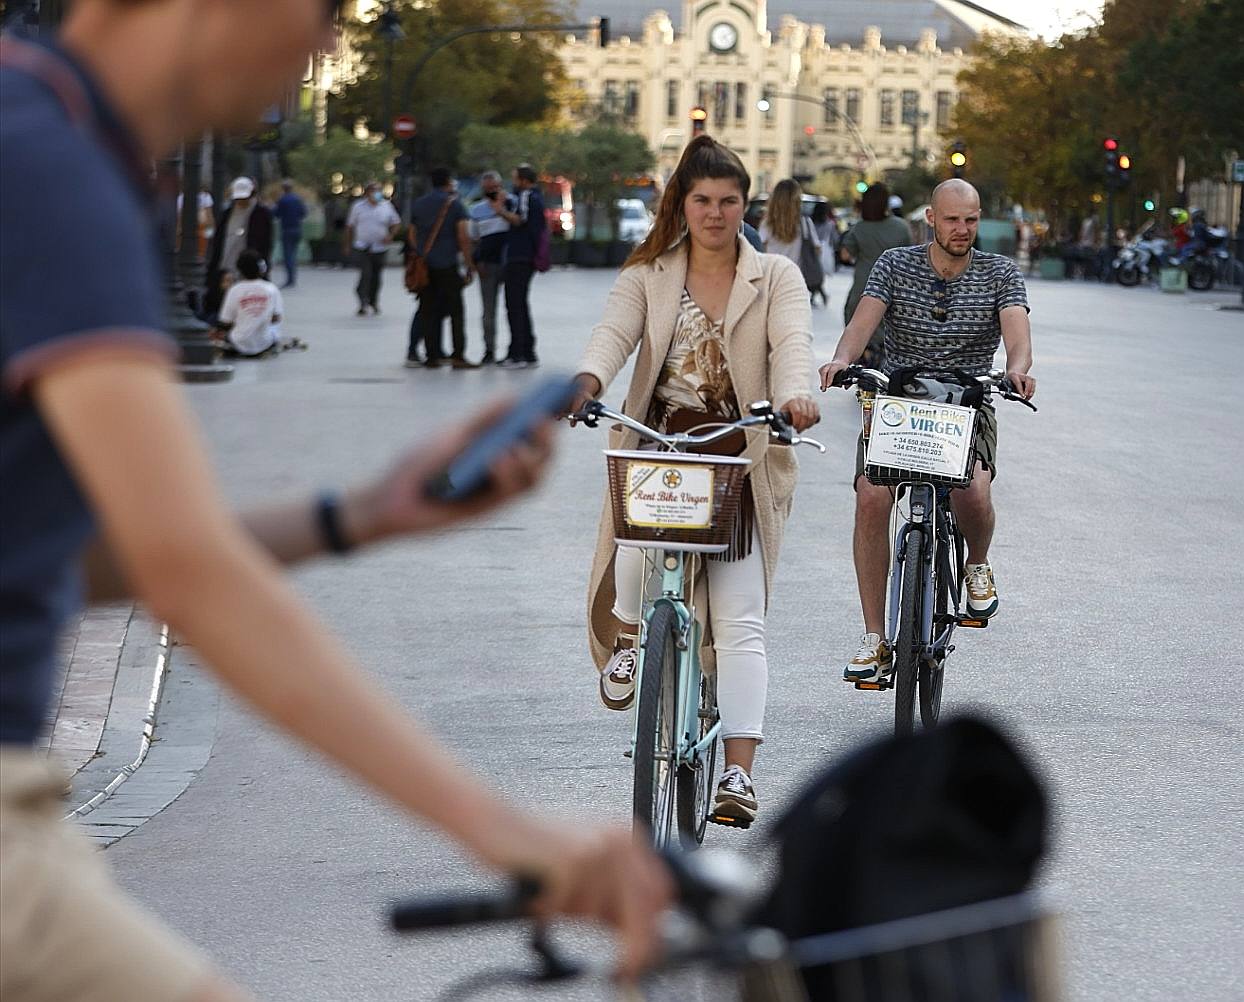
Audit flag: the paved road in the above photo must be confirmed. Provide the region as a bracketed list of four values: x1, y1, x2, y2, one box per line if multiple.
[103, 263, 1243, 1000]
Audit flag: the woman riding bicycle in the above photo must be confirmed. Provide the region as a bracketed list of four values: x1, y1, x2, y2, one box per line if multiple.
[571, 136, 819, 828]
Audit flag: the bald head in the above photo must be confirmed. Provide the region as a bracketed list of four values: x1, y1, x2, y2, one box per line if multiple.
[930, 179, 980, 213]
[926, 180, 981, 259]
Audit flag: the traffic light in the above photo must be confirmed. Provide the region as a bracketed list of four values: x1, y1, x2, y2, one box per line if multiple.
[598, 16, 610, 47]
[1143, 198, 1156, 212]
[1103, 137, 1119, 183]
[949, 140, 968, 178]
[1116, 153, 1132, 187]
[690, 105, 708, 136]
[855, 180, 869, 194]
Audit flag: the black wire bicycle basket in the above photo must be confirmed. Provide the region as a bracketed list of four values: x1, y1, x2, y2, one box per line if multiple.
[858, 390, 980, 490]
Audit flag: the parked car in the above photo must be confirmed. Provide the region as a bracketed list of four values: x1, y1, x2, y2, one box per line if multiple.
[615, 198, 653, 243]
[745, 192, 827, 230]
[542, 176, 575, 239]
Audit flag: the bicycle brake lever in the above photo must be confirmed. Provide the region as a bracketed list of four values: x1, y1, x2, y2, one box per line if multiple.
[793, 435, 827, 453]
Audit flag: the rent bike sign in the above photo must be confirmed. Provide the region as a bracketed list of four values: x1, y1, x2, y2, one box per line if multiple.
[624, 459, 714, 529]
[865, 397, 977, 479]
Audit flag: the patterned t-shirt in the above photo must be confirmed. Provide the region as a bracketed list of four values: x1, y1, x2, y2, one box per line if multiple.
[862, 244, 1029, 375]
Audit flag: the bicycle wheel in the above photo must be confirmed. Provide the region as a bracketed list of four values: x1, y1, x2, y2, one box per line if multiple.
[676, 671, 719, 849]
[633, 602, 680, 848]
[893, 528, 924, 736]
[920, 527, 958, 728]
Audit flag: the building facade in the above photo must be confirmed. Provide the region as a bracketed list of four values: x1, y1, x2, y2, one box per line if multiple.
[560, 0, 1024, 193]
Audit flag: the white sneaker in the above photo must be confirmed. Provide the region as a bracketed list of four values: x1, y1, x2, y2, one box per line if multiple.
[843, 633, 893, 683]
[599, 647, 638, 710]
[710, 765, 758, 828]
[965, 563, 999, 618]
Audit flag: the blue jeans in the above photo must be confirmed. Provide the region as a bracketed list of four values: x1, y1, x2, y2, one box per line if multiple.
[281, 230, 301, 286]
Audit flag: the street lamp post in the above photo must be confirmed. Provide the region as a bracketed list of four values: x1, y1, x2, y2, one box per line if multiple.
[756, 92, 879, 180]
[906, 108, 929, 171]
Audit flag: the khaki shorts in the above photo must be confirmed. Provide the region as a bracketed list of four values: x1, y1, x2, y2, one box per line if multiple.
[854, 402, 998, 487]
[1, 749, 213, 1002]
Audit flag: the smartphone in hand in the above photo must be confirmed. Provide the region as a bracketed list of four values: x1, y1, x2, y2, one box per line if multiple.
[424, 375, 580, 502]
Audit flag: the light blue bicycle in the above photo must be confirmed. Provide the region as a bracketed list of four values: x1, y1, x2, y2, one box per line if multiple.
[572, 399, 824, 848]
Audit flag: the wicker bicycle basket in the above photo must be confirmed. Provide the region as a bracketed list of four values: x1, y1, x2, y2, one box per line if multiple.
[604, 450, 751, 552]
[858, 391, 980, 490]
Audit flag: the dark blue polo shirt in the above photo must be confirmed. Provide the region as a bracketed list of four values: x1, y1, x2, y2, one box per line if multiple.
[0, 33, 174, 745]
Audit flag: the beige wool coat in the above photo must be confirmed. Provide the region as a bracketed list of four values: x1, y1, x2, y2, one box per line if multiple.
[578, 237, 815, 672]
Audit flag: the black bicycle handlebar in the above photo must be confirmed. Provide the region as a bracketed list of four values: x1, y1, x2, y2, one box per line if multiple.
[831, 364, 1037, 412]
[390, 877, 540, 932]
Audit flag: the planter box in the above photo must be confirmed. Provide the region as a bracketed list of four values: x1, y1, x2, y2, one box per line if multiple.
[606, 240, 634, 267]
[569, 241, 610, 267]
[309, 238, 347, 266]
[1159, 266, 1187, 293]
[549, 240, 571, 266]
[1037, 257, 1066, 280]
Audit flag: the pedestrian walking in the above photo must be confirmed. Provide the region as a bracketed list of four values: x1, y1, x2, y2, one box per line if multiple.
[840, 182, 912, 365]
[213, 249, 283, 356]
[468, 170, 511, 365]
[0, 11, 670, 1001]
[345, 181, 400, 316]
[760, 178, 825, 306]
[204, 175, 273, 318]
[811, 200, 839, 276]
[496, 164, 547, 368]
[272, 178, 306, 289]
[406, 167, 475, 369]
[571, 136, 819, 829]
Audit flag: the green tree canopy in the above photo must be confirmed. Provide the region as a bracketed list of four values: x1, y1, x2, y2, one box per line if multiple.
[953, 0, 1243, 227]
[286, 127, 393, 197]
[331, 0, 571, 170]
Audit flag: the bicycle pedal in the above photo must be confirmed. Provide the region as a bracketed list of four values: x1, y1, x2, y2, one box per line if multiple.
[853, 680, 889, 691]
[957, 617, 989, 629]
[708, 814, 752, 830]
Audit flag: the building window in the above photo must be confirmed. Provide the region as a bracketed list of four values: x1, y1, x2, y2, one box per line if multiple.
[762, 85, 774, 123]
[713, 81, 729, 126]
[845, 88, 861, 123]
[667, 80, 679, 119]
[936, 90, 952, 131]
[879, 89, 895, 128]
[604, 79, 620, 115]
[697, 81, 710, 109]
[901, 89, 919, 125]
[822, 88, 839, 127]
[734, 82, 747, 122]
[625, 80, 640, 119]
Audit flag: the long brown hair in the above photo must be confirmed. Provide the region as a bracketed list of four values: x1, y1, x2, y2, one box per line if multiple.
[625, 136, 750, 269]
[765, 178, 802, 243]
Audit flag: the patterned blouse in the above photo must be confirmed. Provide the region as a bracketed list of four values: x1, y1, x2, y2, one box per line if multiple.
[647, 289, 741, 431]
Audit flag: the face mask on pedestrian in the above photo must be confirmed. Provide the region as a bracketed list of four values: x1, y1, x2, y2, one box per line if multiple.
[369, 190, 383, 204]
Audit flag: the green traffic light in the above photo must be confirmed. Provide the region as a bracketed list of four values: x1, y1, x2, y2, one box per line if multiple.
[855, 181, 869, 194]
[1144, 199, 1156, 211]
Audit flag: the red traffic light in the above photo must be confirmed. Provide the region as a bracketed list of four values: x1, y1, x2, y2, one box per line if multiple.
[803, 125, 816, 136]
[1103, 137, 1119, 151]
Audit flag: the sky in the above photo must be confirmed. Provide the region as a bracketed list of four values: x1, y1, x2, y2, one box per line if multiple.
[979, 0, 1108, 38]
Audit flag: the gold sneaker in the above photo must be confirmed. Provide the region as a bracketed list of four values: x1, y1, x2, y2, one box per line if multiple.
[965, 563, 999, 619]
[843, 633, 893, 683]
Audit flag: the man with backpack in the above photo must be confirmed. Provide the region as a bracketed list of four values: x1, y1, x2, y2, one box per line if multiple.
[496, 164, 548, 369]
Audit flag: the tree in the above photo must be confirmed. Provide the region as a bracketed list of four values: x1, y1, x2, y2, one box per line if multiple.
[953, 0, 1244, 229]
[286, 128, 393, 197]
[555, 120, 654, 239]
[331, 0, 570, 171]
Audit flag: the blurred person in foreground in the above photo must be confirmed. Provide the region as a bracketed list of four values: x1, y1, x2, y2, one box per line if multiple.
[0, 5, 671, 1001]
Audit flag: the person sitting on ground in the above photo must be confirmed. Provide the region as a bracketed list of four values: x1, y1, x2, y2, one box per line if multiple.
[213, 250, 283, 357]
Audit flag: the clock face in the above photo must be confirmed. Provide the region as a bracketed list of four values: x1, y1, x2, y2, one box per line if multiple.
[709, 22, 738, 53]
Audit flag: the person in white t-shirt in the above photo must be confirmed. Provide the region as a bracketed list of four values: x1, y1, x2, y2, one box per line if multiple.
[215, 249, 283, 356]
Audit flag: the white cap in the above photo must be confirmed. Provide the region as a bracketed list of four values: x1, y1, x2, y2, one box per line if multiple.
[230, 176, 256, 200]
[888, 194, 904, 210]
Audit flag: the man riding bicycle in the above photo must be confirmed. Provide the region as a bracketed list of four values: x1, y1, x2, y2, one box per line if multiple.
[819, 179, 1035, 684]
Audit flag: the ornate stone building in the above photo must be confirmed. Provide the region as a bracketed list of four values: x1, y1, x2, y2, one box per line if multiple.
[560, 0, 1025, 193]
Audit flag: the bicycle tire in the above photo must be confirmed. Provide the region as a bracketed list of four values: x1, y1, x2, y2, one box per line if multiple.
[893, 528, 924, 736]
[633, 602, 680, 848]
[920, 525, 958, 728]
[676, 671, 719, 849]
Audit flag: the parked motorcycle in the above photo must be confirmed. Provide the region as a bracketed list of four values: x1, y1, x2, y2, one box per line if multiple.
[1183, 226, 1231, 291]
[1114, 223, 1168, 286]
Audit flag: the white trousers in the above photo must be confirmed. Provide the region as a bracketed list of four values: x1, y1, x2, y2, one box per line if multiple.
[612, 543, 768, 742]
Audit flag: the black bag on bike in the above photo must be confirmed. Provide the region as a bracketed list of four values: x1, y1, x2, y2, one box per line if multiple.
[753, 716, 1047, 997]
